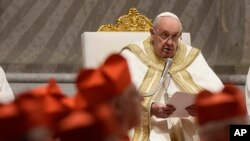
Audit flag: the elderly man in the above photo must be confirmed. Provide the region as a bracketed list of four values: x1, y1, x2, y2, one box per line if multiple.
[0, 67, 14, 103]
[121, 12, 224, 141]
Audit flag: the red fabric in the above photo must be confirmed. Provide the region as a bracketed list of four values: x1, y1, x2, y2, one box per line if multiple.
[0, 54, 131, 141]
[57, 104, 117, 141]
[0, 103, 25, 140]
[196, 85, 247, 126]
[76, 54, 131, 107]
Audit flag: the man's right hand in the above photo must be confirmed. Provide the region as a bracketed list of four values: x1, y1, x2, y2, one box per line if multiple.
[150, 102, 176, 118]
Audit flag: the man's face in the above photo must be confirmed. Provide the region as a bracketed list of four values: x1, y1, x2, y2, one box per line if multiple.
[150, 16, 181, 58]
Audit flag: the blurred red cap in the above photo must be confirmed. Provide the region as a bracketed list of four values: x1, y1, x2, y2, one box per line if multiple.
[57, 104, 117, 141]
[195, 85, 247, 126]
[76, 54, 131, 106]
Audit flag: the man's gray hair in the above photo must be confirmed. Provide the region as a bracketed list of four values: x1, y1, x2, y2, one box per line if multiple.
[153, 12, 182, 32]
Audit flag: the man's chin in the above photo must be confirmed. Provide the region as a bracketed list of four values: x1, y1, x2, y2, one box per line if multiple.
[162, 53, 174, 58]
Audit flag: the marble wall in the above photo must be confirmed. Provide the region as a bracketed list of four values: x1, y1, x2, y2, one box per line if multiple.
[0, 0, 249, 75]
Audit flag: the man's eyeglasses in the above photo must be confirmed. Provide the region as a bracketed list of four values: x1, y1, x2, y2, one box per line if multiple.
[153, 27, 180, 42]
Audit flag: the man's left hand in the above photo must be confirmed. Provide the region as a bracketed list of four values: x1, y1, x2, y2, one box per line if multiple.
[185, 104, 196, 116]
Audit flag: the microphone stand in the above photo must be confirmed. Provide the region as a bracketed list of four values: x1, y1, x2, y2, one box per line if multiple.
[144, 58, 172, 97]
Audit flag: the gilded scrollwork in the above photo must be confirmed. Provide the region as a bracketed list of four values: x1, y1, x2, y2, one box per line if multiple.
[98, 8, 153, 32]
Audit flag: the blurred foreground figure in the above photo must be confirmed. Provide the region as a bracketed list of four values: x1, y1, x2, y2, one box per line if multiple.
[0, 54, 142, 141]
[58, 53, 143, 141]
[0, 79, 63, 141]
[195, 85, 249, 141]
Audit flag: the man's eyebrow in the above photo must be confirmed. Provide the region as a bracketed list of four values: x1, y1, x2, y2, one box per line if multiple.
[161, 30, 180, 35]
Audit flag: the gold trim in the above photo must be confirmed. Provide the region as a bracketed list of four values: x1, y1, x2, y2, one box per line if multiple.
[122, 44, 163, 71]
[132, 67, 162, 141]
[169, 44, 202, 93]
[125, 43, 163, 141]
[144, 38, 165, 65]
[172, 42, 187, 65]
[98, 8, 153, 32]
[170, 43, 199, 74]
[172, 70, 202, 93]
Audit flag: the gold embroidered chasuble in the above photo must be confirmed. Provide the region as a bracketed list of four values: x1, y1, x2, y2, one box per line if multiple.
[122, 38, 202, 141]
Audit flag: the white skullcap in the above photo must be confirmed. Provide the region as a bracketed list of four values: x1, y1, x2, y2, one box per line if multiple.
[153, 12, 182, 31]
[156, 12, 180, 21]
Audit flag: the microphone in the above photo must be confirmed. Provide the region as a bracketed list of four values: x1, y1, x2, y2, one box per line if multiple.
[144, 58, 172, 97]
[161, 58, 173, 78]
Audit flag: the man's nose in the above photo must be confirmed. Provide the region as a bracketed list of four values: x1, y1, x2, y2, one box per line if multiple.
[165, 38, 174, 45]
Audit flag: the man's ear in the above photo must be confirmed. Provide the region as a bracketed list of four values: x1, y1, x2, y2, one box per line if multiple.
[179, 32, 182, 40]
[150, 28, 154, 35]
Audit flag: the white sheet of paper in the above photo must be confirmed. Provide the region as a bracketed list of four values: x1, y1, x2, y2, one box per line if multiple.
[167, 92, 196, 117]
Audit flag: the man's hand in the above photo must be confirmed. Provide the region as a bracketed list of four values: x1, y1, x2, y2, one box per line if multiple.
[185, 104, 196, 116]
[151, 102, 176, 118]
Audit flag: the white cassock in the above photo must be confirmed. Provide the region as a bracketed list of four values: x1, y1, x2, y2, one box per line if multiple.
[0, 67, 15, 103]
[121, 37, 224, 141]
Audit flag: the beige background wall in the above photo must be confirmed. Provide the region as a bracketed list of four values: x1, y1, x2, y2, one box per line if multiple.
[0, 0, 249, 75]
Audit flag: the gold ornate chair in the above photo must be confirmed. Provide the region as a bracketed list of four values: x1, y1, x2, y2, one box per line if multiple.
[81, 8, 191, 68]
